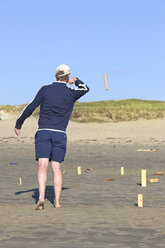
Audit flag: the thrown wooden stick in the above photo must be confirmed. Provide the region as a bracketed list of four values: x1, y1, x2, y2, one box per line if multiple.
[104, 73, 108, 90]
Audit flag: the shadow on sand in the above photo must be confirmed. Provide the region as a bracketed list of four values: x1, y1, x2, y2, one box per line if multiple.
[15, 186, 70, 205]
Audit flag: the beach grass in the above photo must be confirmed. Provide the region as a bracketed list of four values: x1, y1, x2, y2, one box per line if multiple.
[1, 99, 165, 122]
[70, 99, 165, 122]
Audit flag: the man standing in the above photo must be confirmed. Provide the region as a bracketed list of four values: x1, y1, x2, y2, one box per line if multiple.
[14, 64, 89, 210]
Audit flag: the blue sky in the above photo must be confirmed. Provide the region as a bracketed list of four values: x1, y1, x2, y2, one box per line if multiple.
[0, 0, 164, 105]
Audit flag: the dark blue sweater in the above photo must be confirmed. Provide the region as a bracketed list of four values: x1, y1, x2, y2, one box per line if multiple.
[15, 79, 89, 132]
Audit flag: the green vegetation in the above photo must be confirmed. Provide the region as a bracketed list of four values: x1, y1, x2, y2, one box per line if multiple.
[0, 104, 39, 117]
[71, 99, 165, 122]
[1, 99, 165, 122]
[0, 104, 27, 114]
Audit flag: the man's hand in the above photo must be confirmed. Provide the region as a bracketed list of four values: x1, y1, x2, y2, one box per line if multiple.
[69, 77, 78, 85]
[14, 128, 21, 136]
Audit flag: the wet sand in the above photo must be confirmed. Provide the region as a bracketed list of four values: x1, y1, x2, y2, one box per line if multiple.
[0, 118, 165, 247]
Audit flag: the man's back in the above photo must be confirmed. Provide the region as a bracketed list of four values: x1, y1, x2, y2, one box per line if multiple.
[39, 82, 78, 131]
[15, 78, 89, 132]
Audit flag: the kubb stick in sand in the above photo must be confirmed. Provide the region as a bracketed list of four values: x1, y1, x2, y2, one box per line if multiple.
[77, 166, 82, 175]
[148, 178, 159, 183]
[153, 172, 164, 175]
[19, 177, 22, 185]
[141, 169, 147, 187]
[138, 194, 143, 207]
[121, 167, 124, 175]
[104, 73, 108, 90]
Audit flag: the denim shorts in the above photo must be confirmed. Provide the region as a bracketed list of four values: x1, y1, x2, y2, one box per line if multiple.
[35, 130, 67, 162]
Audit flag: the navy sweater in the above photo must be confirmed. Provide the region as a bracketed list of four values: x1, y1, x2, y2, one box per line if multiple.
[15, 79, 89, 132]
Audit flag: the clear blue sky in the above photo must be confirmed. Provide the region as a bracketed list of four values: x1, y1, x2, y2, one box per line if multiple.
[0, 0, 164, 105]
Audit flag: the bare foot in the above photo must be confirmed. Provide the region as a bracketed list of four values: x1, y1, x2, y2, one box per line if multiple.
[54, 201, 61, 208]
[35, 200, 45, 210]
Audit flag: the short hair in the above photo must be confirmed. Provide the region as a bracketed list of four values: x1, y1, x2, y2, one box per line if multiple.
[56, 72, 69, 81]
[55, 64, 71, 81]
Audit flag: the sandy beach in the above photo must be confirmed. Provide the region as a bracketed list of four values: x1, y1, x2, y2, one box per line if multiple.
[1, 116, 165, 144]
[0, 118, 165, 247]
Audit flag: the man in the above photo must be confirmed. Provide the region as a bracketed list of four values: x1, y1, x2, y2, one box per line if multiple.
[14, 64, 89, 210]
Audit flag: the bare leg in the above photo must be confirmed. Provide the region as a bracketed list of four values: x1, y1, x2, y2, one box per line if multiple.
[37, 158, 49, 201]
[51, 161, 63, 208]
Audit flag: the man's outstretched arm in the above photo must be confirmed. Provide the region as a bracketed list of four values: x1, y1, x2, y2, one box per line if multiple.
[69, 77, 89, 101]
[14, 86, 44, 134]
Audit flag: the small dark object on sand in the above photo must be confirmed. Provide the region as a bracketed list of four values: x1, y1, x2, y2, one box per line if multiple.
[153, 172, 164, 175]
[10, 162, 17, 165]
[107, 177, 115, 181]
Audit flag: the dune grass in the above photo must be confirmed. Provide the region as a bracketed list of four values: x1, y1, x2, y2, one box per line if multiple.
[70, 99, 165, 122]
[1, 99, 165, 122]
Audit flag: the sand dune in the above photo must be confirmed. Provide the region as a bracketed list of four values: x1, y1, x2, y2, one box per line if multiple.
[0, 117, 165, 145]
